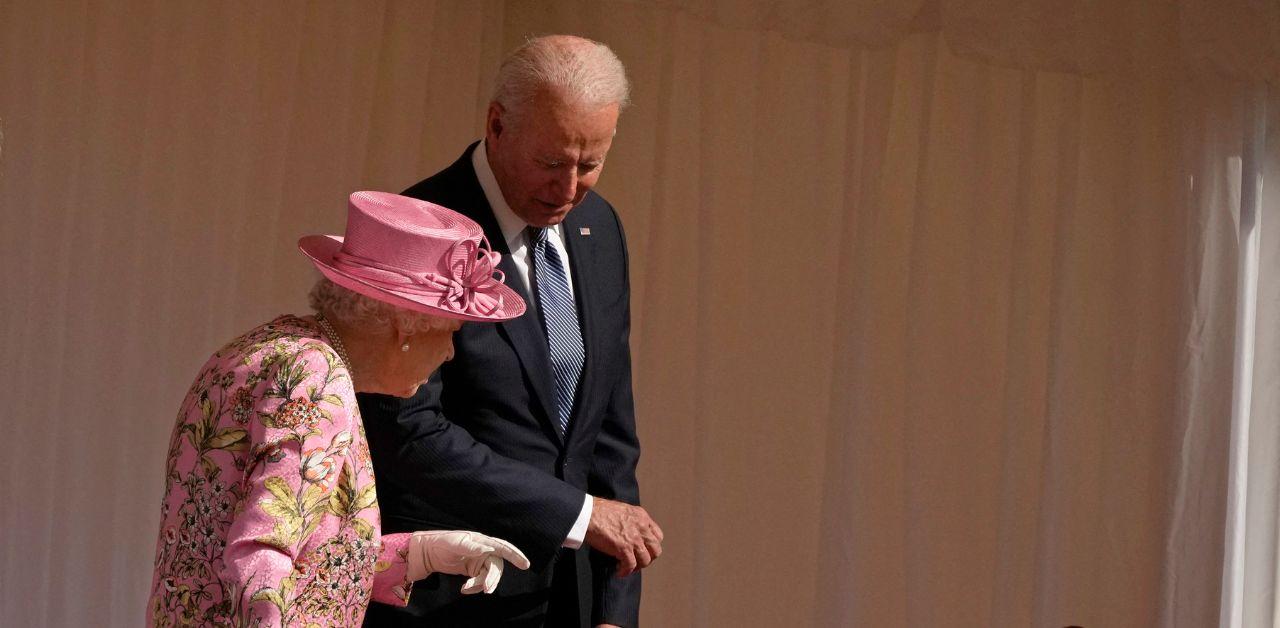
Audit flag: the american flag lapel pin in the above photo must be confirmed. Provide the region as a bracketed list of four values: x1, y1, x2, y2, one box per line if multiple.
[579, 227, 591, 236]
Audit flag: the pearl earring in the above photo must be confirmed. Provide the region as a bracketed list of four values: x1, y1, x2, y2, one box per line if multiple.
[401, 343, 410, 352]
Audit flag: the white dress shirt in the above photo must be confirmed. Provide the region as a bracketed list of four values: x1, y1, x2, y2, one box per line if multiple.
[472, 140, 593, 550]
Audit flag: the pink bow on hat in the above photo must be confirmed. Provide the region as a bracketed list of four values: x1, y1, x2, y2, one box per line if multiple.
[328, 238, 508, 318]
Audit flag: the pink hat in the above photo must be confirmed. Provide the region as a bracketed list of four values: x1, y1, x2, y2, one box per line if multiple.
[298, 191, 525, 322]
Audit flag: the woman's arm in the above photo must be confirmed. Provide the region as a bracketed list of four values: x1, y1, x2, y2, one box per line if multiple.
[373, 530, 531, 605]
[370, 533, 414, 606]
[218, 346, 346, 624]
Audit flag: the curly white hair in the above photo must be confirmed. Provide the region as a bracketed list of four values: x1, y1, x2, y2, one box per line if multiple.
[308, 277, 453, 334]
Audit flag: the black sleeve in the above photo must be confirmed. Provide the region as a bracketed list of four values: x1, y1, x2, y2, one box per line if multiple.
[359, 379, 586, 570]
[588, 207, 643, 627]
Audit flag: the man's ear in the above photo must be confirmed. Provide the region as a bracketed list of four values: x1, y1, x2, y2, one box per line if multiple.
[486, 102, 506, 142]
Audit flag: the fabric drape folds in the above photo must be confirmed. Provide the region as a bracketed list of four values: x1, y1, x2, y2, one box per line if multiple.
[650, 0, 1280, 79]
[2, 1, 1277, 626]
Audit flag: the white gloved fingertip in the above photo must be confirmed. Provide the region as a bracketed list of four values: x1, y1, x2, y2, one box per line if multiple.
[459, 575, 484, 595]
[483, 556, 504, 593]
[492, 539, 531, 570]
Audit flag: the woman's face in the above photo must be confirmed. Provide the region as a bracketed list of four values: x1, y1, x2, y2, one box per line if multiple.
[384, 318, 464, 398]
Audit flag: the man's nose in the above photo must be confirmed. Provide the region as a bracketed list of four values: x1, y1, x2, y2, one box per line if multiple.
[550, 168, 578, 204]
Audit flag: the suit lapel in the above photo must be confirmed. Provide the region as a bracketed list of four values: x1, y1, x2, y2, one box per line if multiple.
[495, 252, 562, 446]
[447, 146, 562, 445]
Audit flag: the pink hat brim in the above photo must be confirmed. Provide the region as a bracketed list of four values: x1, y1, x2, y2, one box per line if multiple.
[298, 235, 526, 323]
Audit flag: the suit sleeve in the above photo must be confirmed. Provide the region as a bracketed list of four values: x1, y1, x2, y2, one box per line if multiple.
[588, 207, 643, 627]
[358, 380, 586, 570]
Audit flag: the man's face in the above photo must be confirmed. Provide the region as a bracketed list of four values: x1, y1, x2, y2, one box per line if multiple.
[486, 89, 620, 228]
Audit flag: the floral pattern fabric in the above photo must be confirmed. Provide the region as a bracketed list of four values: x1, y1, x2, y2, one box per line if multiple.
[147, 315, 412, 627]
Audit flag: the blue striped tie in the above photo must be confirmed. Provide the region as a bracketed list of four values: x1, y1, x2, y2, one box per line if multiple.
[528, 226, 584, 435]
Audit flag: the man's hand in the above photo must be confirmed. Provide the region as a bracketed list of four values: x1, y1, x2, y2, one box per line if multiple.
[584, 497, 664, 577]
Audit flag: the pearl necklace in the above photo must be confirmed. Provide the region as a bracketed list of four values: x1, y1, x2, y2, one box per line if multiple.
[315, 313, 355, 380]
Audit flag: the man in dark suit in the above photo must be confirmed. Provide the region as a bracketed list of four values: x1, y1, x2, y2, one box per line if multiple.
[360, 36, 662, 628]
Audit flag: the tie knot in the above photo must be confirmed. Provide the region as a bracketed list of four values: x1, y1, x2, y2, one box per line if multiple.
[527, 226, 549, 247]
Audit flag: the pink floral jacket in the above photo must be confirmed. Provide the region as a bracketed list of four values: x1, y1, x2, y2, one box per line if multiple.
[147, 315, 412, 627]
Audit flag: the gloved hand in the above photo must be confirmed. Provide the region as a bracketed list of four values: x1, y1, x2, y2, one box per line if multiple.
[406, 530, 531, 594]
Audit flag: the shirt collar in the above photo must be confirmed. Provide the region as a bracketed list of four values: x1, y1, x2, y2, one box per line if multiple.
[472, 138, 537, 251]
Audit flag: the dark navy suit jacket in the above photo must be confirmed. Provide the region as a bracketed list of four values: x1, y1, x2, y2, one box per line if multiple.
[359, 143, 642, 627]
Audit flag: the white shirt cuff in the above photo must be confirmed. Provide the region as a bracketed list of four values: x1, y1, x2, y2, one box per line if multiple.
[563, 494, 592, 549]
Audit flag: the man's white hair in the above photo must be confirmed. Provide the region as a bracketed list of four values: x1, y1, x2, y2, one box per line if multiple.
[492, 35, 629, 125]
[308, 278, 452, 335]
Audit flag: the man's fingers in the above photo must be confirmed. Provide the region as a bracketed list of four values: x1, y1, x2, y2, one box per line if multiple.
[615, 561, 634, 578]
[632, 509, 662, 543]
[633, 543, 653, 570]
[617, 545, 638, 575]
[587, 501, 666, 577]
[613, 540, 649, 578]
[644, 534, 662, 561]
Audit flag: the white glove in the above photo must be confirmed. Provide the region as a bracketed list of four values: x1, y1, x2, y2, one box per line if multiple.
[406, 530, 531, 594]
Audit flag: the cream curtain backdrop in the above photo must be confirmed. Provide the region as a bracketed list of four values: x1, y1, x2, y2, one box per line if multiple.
[2, 1, 1278, 626]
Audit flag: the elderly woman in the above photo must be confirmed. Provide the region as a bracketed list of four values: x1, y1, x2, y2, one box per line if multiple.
[147, 191, 528, 626]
